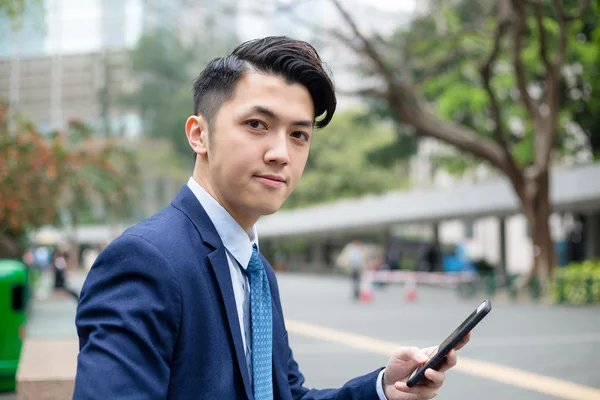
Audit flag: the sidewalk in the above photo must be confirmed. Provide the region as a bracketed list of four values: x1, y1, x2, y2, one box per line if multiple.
[3, 270, 87, 400]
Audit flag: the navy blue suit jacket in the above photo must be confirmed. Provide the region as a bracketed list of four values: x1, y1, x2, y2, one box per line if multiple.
[74, 186, 383, 399]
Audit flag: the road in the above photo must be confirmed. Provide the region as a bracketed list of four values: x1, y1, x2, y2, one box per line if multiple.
[2, 271, 599, 399]
[278, 274, 600, 399]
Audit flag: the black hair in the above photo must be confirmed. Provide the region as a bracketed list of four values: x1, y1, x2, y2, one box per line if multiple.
[192, 36, 336, 130]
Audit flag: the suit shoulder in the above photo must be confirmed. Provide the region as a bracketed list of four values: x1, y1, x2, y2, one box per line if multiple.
[117, 206, 205, 250]
[105, 205, 215, 270]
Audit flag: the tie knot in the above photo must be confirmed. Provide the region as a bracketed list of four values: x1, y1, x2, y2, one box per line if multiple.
[246, 243, 264, 274]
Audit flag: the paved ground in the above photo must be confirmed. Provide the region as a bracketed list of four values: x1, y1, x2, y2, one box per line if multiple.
[2, 271, 599, 399]
[278, 274, 600, 399]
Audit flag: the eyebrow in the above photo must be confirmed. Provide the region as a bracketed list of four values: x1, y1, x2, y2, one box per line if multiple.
[250, 105, 313, 128]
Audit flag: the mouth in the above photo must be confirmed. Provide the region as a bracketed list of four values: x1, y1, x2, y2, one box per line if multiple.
[254, 174, 286, 188]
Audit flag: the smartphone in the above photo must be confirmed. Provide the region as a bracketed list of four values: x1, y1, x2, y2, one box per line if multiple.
[406, 299, 492, 388]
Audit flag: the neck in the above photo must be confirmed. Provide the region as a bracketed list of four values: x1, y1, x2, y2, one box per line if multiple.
[192, 170, 258, 236]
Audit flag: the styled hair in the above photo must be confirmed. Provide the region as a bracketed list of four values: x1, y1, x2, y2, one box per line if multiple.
[192, 36, 336, 130]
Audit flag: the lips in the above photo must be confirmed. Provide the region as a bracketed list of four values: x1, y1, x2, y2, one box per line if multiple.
[255, 174, 286, 183]
[254, 174, 287, 188]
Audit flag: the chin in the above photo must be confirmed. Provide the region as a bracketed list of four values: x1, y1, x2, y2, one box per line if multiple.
[254, 201, 283, 216]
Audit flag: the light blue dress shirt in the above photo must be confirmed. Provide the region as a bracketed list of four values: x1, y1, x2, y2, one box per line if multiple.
[186, 177, 387, 399]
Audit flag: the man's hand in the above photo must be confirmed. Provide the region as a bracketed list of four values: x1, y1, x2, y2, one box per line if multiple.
[382, 333, 470, 399]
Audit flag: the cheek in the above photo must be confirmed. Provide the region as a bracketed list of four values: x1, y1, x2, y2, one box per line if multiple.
[220, 157, 250, 184]
[213, 133, 253, 178]
[289, 150, 309, 184]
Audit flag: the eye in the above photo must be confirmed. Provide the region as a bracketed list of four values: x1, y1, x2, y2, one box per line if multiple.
[247, 119, 267, 130]
[291, 131, 309, 141]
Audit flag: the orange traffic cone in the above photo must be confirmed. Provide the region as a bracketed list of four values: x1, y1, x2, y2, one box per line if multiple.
[404, 279, 417, 302]
[359, 275, 373, 303]
[360, 289, 373, 303]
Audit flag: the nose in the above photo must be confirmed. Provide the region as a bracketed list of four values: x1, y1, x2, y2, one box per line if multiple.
[264, 133, 290, 166]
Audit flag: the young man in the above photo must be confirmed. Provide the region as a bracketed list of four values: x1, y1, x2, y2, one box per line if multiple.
[74, 36, 469, 400]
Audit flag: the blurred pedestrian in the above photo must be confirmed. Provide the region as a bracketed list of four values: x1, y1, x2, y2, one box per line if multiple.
[52, 250, 79, 301]
[347, 239, 364, 300]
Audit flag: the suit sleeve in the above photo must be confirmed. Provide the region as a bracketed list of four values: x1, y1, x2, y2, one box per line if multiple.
[262, 257, 384, 400]
[73, 234, 182, 400]
[287, 336, 384, 400]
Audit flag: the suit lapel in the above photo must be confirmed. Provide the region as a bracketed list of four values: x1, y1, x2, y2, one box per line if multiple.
[172, 186, 253, 399]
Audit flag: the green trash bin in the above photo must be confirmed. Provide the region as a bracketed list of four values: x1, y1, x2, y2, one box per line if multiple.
[0, 260, 29, 392]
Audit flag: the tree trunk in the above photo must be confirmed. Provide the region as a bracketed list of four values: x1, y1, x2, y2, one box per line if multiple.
[522, 170, 555, 283]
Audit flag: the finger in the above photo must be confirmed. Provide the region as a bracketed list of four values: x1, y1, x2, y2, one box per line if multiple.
[424, 368, 445, 387]
[422, 346, 439, 358]
[391, 346, 429, 364]
[437, 349, 458, 373]
[395, 381, 439, 399]
[454, 332, 471, 351]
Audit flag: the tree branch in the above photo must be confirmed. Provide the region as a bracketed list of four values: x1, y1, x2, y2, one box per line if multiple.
[328, 29, 360, 52]
[329, 0, 395, 87]
[510, 0, 539, 121]
[479, 0, 510, 147]
[531, 0, 574, 173]
[552, 0, 568, 69]
[331, 0, 522, 177]
[335, 87, 387, 98]
[416, 49, 472, 83]
[530, 0, 556, 174]
[477, 0, 524, 188]
[531, 0, 551, 69]
[412, 113, 509, 173]
[329, 0, 428, 122]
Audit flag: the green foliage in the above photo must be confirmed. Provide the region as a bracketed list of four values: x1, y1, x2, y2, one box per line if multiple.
[365, 0, 599, 176]
[121, 28, 236, 161]
[430, 153, 478, 176]
[570, 0, 600, 159]
[356, 102, 420, 168]
[283, 109, 408, 208]
[365, 129, 419, 168]
[553, 260, 600, 305]
[120, 29, 193, 159]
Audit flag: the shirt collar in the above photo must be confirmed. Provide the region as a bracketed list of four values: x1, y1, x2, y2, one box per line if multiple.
[187, 177, 258, 270]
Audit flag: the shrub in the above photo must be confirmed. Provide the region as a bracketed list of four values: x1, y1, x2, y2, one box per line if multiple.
[553, 260, 600, 305]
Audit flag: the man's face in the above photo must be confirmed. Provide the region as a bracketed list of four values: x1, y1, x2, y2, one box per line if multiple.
[194, 71, 314, 227]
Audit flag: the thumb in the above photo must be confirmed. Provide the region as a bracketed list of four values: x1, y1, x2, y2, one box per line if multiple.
[391, 346, 429, 364]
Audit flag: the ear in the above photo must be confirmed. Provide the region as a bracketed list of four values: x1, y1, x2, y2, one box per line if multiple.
[185, 115, 209, 156]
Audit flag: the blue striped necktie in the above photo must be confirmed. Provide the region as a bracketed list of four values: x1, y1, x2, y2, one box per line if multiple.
[244, 244, 273, 399]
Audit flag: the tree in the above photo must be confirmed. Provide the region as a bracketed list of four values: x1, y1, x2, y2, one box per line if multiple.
[331, 0, 597, 281]
[383, 0, 599, 173]
[0, 102, 62, 257]
[570, 0, 600, 158]
[0, 101, 137, 259]
[56, 120, 138, 228]
[283, 109, 409, 209]
[122, 28, 237, 161]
